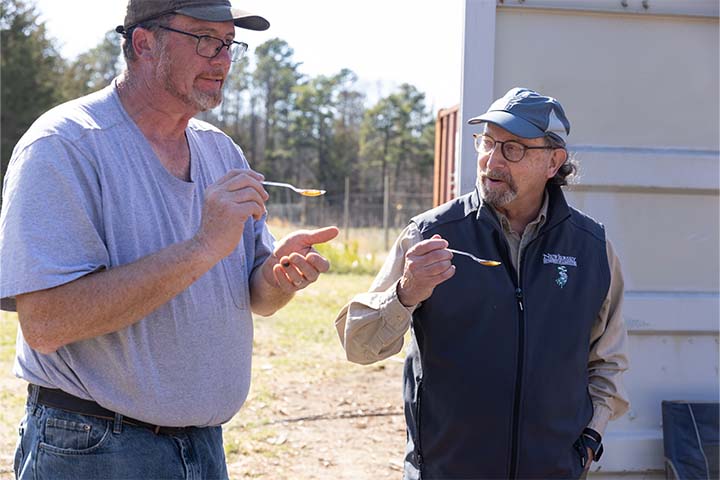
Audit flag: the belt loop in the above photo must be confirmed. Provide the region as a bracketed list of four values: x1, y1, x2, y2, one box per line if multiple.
[28, 384, 40, 406]
[113, 412, 123, 434]
[27, 384, 40, 416]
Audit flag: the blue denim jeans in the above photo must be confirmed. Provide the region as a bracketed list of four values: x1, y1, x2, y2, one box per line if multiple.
[14, 386, 229, 479]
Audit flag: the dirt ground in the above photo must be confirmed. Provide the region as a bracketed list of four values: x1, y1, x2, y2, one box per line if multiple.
[227, 357, 406, 480]
[0, 275, 411, 480]
[0, 356, 407, 480]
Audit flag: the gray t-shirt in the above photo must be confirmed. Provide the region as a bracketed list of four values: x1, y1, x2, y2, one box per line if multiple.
[0, 81, 274, 427]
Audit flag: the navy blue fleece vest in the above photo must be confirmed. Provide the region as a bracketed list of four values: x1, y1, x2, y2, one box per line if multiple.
[402, 186, 610, 480]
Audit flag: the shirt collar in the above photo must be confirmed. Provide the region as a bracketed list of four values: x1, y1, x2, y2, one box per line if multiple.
[487, 191, 549, 237]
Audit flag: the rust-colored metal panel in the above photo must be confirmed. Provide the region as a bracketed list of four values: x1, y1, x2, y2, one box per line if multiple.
[433, 105, 459, 207]
[433, 110, 443, 207]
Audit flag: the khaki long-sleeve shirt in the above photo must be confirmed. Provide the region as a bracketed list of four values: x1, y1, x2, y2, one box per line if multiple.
[336, 196, 630, 435]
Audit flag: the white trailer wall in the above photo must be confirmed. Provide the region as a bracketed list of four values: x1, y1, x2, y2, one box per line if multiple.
[458, 1, 719, 478]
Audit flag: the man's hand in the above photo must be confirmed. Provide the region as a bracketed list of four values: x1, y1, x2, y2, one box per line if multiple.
[195, 170, 268, 262]
[264, 226, 340, 293]
[584, 447, 594, 473]
[397, 234, 455, 307]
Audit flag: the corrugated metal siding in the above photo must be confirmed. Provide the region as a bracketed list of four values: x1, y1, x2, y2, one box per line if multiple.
[433, 105, 459, 207]
[453, 2, 719, 478]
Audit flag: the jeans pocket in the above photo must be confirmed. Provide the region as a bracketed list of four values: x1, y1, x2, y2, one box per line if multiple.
[39, 410, 111, 455]
[13, 416, 26, 477]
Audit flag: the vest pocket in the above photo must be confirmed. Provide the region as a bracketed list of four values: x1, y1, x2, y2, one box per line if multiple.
[572, 436, 589, 478]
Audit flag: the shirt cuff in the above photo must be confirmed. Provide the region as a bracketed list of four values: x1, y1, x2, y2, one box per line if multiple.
[365, 281, 413, 355]
[588, 403, 613, 436]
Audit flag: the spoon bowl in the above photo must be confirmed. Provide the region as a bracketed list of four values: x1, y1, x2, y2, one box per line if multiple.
[262, 181, 326, 197]
[447, 248, 501, 267]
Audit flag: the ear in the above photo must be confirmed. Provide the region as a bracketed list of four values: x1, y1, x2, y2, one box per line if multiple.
[546, 148, 567, 180]
[131, 27, 160, 60]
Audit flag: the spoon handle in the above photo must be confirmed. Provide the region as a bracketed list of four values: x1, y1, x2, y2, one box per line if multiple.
[447, 248, 502, 267]
[262, 181, 295, 191]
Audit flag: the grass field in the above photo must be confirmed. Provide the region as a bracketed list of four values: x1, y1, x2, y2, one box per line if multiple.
[0, 223, 407, 478]
[0, 311, 27, 478]
[0, 273, 389, 478]
[266, 219, 402, 275]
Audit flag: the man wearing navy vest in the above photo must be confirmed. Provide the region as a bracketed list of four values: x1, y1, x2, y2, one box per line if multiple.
[336, 88, 630, 479]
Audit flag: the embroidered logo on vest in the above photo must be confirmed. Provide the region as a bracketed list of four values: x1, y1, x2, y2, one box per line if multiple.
[556, 266, 568, 288]
[543, 253, 577, 267]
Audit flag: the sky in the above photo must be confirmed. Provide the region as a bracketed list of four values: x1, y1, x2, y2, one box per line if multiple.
[33, 0, 465, 111]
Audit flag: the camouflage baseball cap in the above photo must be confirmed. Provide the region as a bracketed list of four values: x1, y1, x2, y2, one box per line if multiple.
[120, 0, 269, 31]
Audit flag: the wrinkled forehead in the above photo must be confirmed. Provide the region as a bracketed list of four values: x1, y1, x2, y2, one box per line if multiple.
[482, 122, 546, 144]
[171, 14, 236, 35]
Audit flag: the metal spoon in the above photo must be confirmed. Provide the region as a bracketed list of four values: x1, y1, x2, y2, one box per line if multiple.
[447, 248, 502, 267]
[262, 181, 326, 197]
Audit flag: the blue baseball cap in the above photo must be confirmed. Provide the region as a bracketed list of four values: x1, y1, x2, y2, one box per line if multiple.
[468, 88, 570, 143]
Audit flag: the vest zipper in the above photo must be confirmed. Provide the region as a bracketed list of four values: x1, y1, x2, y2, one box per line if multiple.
[491, 223, 526, 478]
[515, 288, 524, 311]
[416, 380, 424, 471]
[509, 287, 525, 479]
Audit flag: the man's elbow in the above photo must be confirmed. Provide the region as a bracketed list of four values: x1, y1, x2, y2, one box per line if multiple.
[18, 313, 60, 355]
[16, 295, 62, 354]
[344, 339, 398, 365]
[345, 349, 378, 365]
[27, 340, 59, 356]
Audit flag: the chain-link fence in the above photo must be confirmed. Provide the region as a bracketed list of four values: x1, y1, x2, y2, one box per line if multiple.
[266, 188, 433, 230]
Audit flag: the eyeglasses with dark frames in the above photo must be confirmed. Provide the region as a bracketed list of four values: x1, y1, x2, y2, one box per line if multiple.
[155, 25, 248, 62]
[472, 133, 557, 163]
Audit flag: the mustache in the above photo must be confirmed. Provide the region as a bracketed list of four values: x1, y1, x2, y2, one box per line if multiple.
[481, 169, 514, 184]
[199, 70, 227, 80]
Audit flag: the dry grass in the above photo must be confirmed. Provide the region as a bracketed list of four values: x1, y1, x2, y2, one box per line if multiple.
[266, 218, 402, 272]
[0, 274, 390, 478]
[0, 312, 24, 479]
[0, 224, 404, 478]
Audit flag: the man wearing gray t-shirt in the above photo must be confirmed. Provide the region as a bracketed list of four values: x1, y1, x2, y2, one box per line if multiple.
[0, 1, 338, 478]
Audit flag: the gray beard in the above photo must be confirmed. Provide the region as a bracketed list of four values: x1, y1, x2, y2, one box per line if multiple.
[477, 171, 518, 207]
[480, 184, 517, 207]
[157, 50, 223, 112]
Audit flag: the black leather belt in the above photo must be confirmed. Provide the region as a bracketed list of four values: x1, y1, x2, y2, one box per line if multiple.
[31, 384, 190, 435]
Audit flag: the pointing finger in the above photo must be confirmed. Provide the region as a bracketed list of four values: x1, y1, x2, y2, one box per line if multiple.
[300, 226, 340, 246]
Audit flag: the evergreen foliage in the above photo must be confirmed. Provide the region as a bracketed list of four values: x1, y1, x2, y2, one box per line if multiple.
[1, 1, 437, 221]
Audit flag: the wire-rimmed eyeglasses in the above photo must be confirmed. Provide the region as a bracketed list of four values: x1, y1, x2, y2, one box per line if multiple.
[156, 25, 248, 62]
[472, 133, 557, 163]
